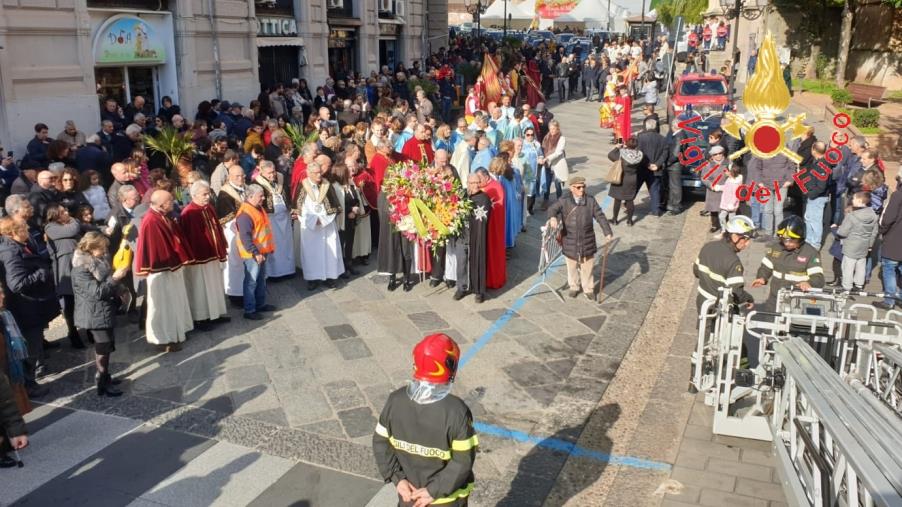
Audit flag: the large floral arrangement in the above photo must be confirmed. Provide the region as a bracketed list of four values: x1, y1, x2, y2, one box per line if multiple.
[382, 160, 471, 248]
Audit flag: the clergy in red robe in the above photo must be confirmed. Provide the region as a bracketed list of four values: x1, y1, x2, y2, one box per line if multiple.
[180, 181, 229, 326]
[290, 142, 319, 203]
[354, 164, 380, 252]
[369, 140, 395, 193]
[477, 168, 506, 290]
[401, 124, 435, 165]
[614, 85, 633, 143]
[136, 190, 195, 351]
[524, 60, 545, 108]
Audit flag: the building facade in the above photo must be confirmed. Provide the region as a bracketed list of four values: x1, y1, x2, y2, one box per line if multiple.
[0, 0, 440, 153]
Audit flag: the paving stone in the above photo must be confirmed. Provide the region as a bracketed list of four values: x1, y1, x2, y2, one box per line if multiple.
[674, 448, 710, 471]
[665, 482, 702, 503]
[503, 360, 562, 387]
[544, 358, 577, 379]
[707, 458, 774, 482]
[334, 338, 373, 360]
[682, 423, 714, 441]
[578, 314, 607, 332]
[734, 478, 786, 502]
[671, 466, 737, 492]
[678, 435, 742, 461]
[225, 364, 272, 390]
[280, 389, 334, 427]
[522, 384, 561, 405]
[406, 311, 449, 331]
[244, 407, 290, 426]
[563, 333, 594, 354]
[323, 380, 367, 411]
[502, 317, 541, 336]
[479, 308, 519, 321]
[299, 419, 346, 439]
[556, 375, 609, 402]
[363, 384, 393, 410]
[698, 489, 768, 507]
[514, 333, 575, 360]
[741, 448, 779, 466]
[573, 354, 620, 381]
[337, 407, 377, 438]
[324, 324, 358, 340]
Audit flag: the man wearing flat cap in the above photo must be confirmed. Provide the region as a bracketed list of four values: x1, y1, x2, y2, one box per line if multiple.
[547, 176, 613, 300]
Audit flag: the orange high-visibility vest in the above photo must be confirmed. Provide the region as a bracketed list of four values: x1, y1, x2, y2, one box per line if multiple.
[235, 202, 275, 258]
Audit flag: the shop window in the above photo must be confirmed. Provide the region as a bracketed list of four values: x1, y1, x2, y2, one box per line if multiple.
[327, 0, 353, 18]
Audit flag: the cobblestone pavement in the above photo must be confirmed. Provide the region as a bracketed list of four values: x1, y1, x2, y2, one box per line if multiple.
[11, 93, 848, 505]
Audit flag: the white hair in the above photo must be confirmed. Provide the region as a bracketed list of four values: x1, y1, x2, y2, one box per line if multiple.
[86, 134, 101, 144]
[245, 183, 265, 199]
[125, 124, 142, 137]
[190, 179, 211, 197]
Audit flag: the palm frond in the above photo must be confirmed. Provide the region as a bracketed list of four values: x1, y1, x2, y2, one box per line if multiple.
[144, 126, 195, 170]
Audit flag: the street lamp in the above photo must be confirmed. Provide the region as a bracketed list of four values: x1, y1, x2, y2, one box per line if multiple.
[718, 0, 765, 105]
[464, 0, 486, 39]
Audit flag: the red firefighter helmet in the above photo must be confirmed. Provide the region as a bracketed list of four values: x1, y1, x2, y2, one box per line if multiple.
[412, 333, 460, 384]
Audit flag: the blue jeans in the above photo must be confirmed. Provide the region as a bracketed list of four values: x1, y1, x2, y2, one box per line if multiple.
[881, 257, 902, 306]
[441, 96, 452, 123]
[804, 196, 827, 249]
[831, 192, 845, 226]
[243, 257, 267, 314]
[536, 165, 562, 200]
[749, 198, 762, 229]
[761, 196, 784, 236]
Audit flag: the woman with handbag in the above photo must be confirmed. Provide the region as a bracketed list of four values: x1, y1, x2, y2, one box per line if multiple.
[607, 137, 647, 226]
[539, 120, 568, 211]
[72, 232, 130, 397]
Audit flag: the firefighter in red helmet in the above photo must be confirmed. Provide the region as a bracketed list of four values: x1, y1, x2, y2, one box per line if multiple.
[373, 333, 478, 506]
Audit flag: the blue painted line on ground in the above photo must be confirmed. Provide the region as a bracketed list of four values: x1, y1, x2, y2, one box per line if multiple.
[459, 258, 565, 368]
[459, 189, 669, 473]
[474, 421, 672, 472]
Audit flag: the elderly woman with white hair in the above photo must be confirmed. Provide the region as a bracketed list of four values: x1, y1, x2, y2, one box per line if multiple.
[180, 180, 229, 329]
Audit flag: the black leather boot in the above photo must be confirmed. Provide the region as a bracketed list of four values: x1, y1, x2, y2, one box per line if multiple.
[527, 196, 536, 215]
[97, 373, 123, 397]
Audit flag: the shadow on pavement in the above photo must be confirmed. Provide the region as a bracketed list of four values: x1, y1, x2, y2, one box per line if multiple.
[498, 403, 620, 507]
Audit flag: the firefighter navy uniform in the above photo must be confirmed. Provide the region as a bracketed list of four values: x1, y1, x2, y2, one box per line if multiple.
[693, 238, 754, 313]
[373, 387, 478, 506]
[756, 241, 825, 305]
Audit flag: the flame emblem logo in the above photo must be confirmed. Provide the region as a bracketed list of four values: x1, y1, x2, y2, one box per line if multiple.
[722, 32, 809, 164]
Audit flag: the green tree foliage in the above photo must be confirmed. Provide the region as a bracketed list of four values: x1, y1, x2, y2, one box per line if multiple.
[655, 0, 709, 27]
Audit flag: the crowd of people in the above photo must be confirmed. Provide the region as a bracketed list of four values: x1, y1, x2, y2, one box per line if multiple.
[0, 32, 642, 457]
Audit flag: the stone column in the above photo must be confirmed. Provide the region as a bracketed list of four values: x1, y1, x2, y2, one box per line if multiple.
[300, 0, 331, 87]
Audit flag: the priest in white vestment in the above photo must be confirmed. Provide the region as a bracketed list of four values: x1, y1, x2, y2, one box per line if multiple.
[296, 162, 344, 290]
[214, 165, 246, 299]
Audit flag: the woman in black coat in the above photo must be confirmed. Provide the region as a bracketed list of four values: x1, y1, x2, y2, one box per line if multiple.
[44, 203, 86, 349]
[0, 217, 60, 395]
[607, 136, 647, 226]
[71, 232, 129, 396]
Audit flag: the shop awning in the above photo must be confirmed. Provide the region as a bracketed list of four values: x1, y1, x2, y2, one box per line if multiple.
[256, 36, 305, 47]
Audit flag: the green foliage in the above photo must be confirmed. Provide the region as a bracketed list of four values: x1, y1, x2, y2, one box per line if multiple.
[883, 0, 902, 8]
[143, 126, 194, 170]
[852, 108, 880, 129]
[815, 54, 835, 80]
[283, 123, 317, 157]
[793, 79, 840, 95]
[888, 90, 902, 101]
[831, 89, 852, 106]
[408, 77, 438, 97]
[656, 0, 708, 27]
[857, 126, 883, 134]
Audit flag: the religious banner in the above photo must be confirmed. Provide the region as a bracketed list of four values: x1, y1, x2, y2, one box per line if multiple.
[95, 15, 166, 65]
[534, 0, 580, 19]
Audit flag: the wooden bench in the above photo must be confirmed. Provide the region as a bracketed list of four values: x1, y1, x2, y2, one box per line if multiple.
[847, 82, 886, 108]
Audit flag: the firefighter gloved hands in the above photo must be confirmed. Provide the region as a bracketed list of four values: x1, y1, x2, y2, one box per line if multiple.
[751, 277, 767, 288]
[396, 479, 415, 502]
[412, 488, 435, 507]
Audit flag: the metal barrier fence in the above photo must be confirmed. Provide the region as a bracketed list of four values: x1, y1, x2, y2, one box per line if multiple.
[523, 222, 566, 302]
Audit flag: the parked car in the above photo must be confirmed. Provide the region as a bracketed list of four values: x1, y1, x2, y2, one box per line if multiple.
[565, 40, 594, 64]
[555, 33, 577, 45]
[667, 73, 730, 123]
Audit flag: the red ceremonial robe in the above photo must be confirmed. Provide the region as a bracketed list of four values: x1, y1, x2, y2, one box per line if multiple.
[615, 94, 633, 142]
[483, 178, 506, 289]
[369, 152, 393, 194]
[290, 157, 308, 202]
[180, 202, 228, 264]
[525, 61, 545, 108]
[354, 169, 378, 210]
[136, 208, 193, 275]
[401, 137, 435, 165]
